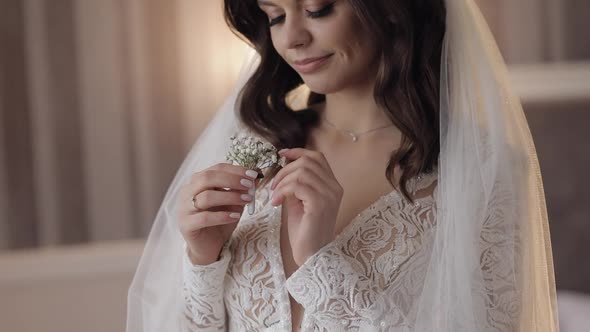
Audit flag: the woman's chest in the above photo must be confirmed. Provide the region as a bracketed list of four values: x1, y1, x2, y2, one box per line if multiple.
[334, 177, 397, 236]
[330, 156, 404, 238]
[305, 131, 405, 235]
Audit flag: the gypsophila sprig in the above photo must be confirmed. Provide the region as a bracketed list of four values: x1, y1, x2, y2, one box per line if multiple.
[226, 133, 286, 170]
[225, 132, 287, 216]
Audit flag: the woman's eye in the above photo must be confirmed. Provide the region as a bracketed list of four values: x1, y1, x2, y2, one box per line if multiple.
[306, 2, 335, 18]
[269, 14, 285, 27]
[267, 2, 335, 28]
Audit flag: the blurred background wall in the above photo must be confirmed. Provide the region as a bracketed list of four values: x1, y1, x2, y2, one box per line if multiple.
[0, 0, 588, 331]
[0, 0, 246, 249]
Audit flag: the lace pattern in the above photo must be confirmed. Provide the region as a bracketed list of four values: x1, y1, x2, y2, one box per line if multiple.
[478, 178, 522, 332]
[180, 167, 540, 331]
[284, 173, 438, 331]
[181, 169, 541, 331]
[182, 172, 442, 331]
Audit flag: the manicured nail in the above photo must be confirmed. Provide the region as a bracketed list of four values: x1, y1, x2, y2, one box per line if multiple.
[240, 179, 253, 188]
[229, 213, 241, 219]
[245, 169, 258, 179]
[278, 149, 288, 155]
[241, 194, 253, 202]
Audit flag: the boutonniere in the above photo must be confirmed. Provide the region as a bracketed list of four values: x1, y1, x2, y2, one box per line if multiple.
[226, 132, 286, 214]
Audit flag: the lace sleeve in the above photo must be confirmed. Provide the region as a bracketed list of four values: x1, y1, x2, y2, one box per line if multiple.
[182, 243, 231, 332]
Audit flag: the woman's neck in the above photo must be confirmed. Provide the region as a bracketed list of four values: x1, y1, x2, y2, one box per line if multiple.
[313, 83, 401, 148]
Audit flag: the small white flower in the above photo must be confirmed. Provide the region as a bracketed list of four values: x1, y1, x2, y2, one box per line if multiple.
[225, 131, 284, 172]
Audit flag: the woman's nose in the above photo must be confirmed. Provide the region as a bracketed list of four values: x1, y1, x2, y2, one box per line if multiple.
[282, 17, 311, 49]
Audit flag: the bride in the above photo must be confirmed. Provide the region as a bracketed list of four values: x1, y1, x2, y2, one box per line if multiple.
[127, 0, 559, 331]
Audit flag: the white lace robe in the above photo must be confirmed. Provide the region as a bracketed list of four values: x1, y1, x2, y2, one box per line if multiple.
[182, 172, 441, 332]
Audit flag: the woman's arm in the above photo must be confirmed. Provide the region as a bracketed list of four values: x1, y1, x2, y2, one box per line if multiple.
[182, 243, 231, 332]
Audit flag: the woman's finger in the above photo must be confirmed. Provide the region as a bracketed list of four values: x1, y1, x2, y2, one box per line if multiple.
[271, 180, 319, 207]
[279, 148, 331, 170]
[272, 153, 328, 190]
[189, 190, 253, 212]
[189, 163, 259, 194]
[272, 167, 330, 199]
[180, 210, 243, 233]
[208, 162, 261, 180]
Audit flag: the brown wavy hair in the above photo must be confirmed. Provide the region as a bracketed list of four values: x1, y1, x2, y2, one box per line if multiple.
[224, 0, 446, 202]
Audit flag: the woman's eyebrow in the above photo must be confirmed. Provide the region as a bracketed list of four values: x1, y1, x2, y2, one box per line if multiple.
[257, 0, 277, 7]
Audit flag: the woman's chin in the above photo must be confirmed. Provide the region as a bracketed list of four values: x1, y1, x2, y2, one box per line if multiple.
[301, 78, 341, 95]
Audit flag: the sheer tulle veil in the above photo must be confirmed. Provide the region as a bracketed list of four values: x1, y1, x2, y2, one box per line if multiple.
[126, 0, 559, 331]
[414, 0, 558, 330]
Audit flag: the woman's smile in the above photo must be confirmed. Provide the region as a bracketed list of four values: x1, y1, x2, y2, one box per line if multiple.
[291, 54, 334, 74]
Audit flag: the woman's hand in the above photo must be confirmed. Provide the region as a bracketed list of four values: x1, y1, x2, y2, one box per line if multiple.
[177, 163, 260, 266]
[270, 148, 343, 266]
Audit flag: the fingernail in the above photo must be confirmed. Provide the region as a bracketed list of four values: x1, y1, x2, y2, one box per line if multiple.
[278, 149, 288, 155]
[229, 213, 241, 219]
[245, 169, 258, 179]
[240, 178, 253, 188]
[241, 194, 252, 202]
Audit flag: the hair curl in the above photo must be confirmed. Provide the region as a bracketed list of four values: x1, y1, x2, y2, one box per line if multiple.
[224, 0, 446, 202]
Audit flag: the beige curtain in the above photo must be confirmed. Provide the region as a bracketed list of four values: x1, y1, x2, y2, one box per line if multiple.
[0, 0, 246, 249]
[1, 0, 588, 250]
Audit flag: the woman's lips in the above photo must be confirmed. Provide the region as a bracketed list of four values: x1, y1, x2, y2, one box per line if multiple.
[292, 54, 333, 74]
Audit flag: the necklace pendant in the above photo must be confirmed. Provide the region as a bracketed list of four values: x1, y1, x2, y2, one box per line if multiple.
[349, 133, 358, 142]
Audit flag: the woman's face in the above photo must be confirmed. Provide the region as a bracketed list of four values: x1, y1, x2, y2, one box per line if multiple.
[257, 0, 379, 94]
